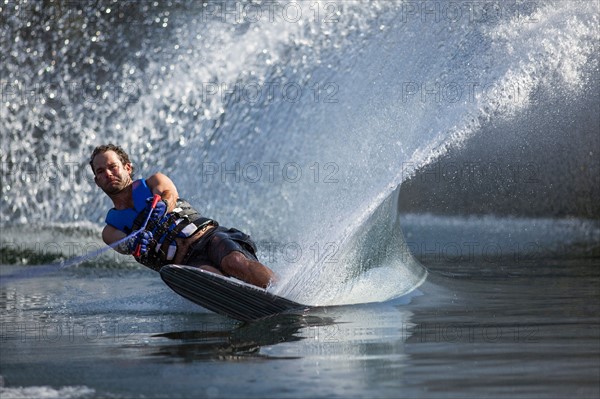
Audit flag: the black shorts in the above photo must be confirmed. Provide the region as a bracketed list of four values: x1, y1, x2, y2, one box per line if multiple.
[182, 226, 259, 270]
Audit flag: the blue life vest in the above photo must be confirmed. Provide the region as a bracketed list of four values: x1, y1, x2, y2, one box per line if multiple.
[104, 178, 217, 271]
[105, 179, 153, 234]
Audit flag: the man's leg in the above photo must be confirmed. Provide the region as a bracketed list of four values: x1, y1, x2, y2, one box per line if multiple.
[220, 251, 274, 289]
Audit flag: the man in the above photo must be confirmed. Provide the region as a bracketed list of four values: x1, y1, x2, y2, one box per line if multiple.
[89, 144, 274, 288]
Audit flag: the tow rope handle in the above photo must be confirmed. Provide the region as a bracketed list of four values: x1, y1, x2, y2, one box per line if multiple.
[134, 194, 162, 257]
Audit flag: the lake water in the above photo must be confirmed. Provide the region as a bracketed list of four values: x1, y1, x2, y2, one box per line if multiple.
[1, 224, 598, 398]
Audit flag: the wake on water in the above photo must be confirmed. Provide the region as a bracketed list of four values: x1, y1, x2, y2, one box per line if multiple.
[1, 1, 598, 306]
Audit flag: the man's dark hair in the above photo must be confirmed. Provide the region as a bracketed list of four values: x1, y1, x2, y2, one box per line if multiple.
[89, 144, 135, 177]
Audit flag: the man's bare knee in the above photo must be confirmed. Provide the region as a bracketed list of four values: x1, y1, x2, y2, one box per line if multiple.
[221, 251, 274, 288]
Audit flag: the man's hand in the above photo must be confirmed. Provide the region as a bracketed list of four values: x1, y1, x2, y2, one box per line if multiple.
[128, 230, 153, 256]
[146, 196, 168, 224]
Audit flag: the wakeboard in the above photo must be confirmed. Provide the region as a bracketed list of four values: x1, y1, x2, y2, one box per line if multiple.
[160, 264, 307, 321]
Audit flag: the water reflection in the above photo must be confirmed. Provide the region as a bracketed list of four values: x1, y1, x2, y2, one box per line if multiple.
[141, 300, 416, 375]
[148, 313, 337, 362]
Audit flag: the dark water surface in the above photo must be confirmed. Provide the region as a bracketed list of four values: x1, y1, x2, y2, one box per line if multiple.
[1, 257, 598, 399]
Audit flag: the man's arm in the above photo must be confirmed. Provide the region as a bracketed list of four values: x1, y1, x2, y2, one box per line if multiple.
[102, 224, 152, 255]
[102, 224, 129, 254]
[146, 172, 179, 212]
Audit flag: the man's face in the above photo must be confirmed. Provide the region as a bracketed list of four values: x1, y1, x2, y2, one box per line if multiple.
[92, 150, 133, 195]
